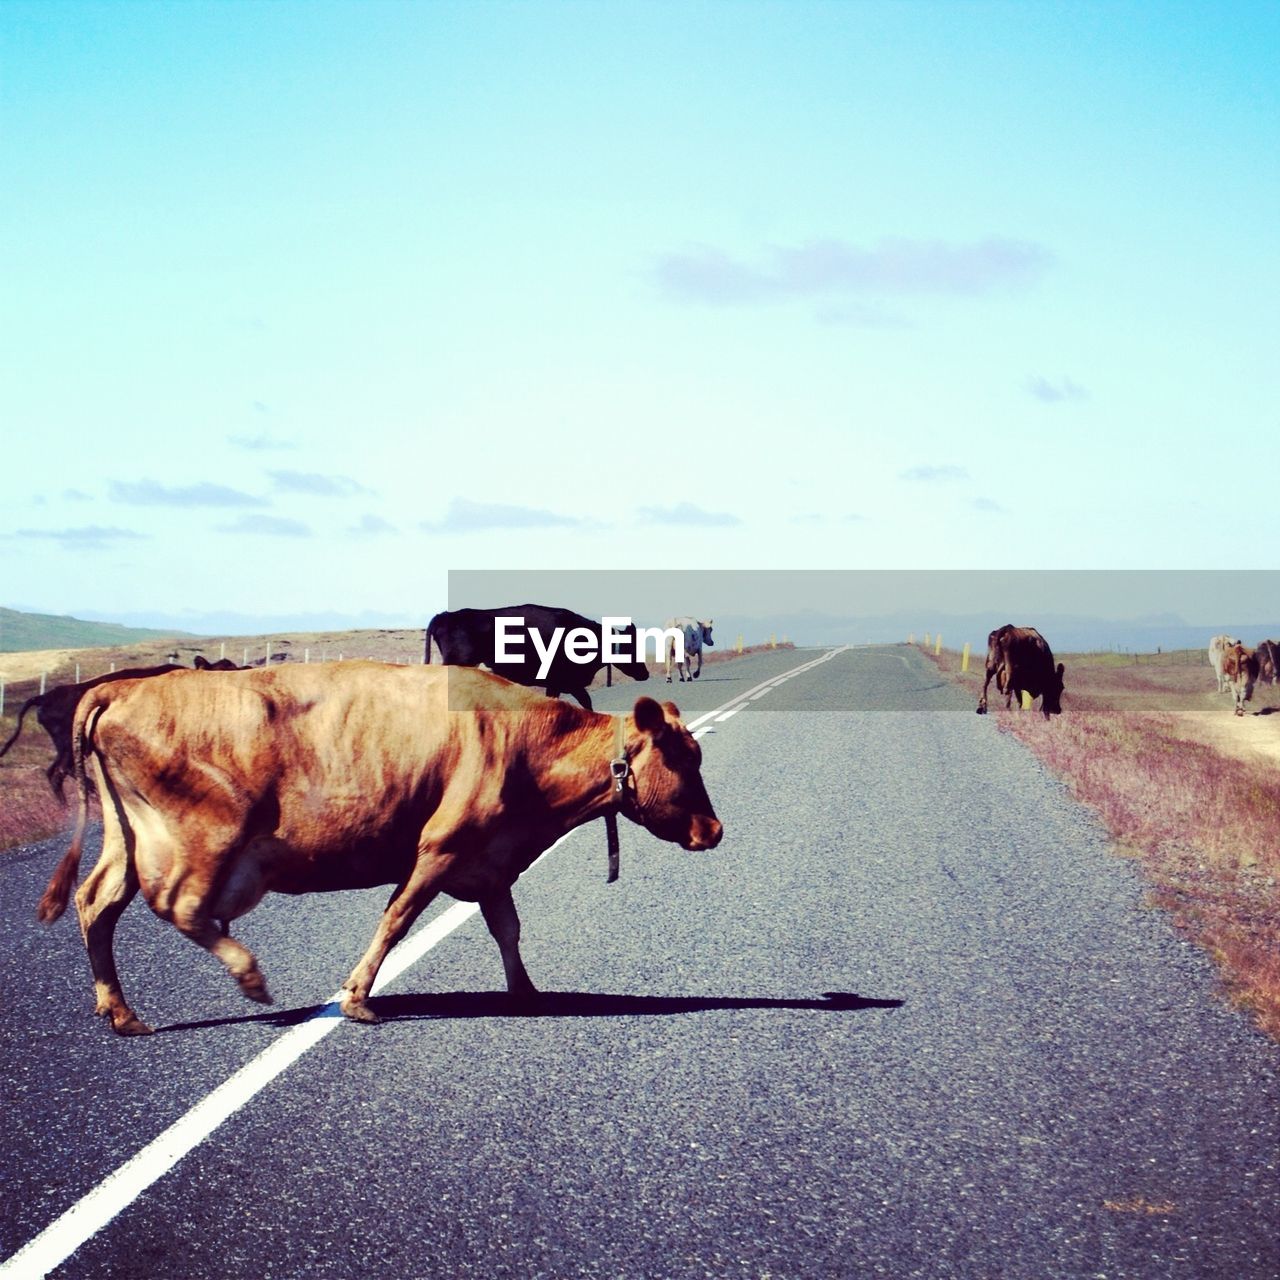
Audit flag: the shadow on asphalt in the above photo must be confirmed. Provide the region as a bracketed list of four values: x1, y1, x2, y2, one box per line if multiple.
[155, 989, 903, 1033]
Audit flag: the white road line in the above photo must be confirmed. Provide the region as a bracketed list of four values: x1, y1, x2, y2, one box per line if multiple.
[685, 646, 848, 732]
[714, 705, 746, 723]
[1, 645, 850, 1279]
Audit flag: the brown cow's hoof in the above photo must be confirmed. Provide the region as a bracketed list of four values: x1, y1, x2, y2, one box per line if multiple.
[507, 989, 543, 1014]
[112, 1013, 155, 1036]
[976, 706, 987, 715]
[238, 972, 273, 1005]
[341, 997, 381, 1024]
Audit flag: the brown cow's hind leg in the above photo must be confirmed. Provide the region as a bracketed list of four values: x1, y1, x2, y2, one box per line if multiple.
[75, 836, 151, 1035]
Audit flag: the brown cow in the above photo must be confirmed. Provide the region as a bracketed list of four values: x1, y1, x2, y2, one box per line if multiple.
[0, 664, 185, 798]
[975, 624, 1064, 719]
[38, 662, 723, 1036]
[1254, 639, 1279, 686]
[1220, 643, 1260, 716]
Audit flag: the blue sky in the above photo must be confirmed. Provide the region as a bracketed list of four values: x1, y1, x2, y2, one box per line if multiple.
[1, 1, 1277, 632]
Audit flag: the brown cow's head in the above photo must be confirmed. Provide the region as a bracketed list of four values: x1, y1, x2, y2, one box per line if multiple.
[1042, 662, 1066, 718]
[625, 696, 722, 850]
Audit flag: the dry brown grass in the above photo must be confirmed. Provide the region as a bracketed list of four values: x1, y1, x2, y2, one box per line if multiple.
[924, 643, 1280, 1040]
[0, 629, 790, 854]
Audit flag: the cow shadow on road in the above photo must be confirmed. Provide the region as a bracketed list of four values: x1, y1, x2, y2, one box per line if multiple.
[369, 989, 903, 1021]
[156, 989, 902, 1034]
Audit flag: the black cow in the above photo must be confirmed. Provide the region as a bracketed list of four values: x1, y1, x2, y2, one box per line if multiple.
[975, 624, 1064, 719]
[0, 664, 185, 798]
[424, 603, 649, 710]
[193, 655, 241, 671]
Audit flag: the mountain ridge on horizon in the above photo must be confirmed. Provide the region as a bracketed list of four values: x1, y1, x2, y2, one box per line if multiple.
[6, 602, 1277, 656]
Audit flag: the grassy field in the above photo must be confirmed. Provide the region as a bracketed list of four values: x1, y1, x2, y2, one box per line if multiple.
[926, 643, 1280, 1040]
[0, 628, 787, 854]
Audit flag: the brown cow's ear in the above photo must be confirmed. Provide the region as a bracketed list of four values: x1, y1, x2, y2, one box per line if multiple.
[1057, 663, 1065, 677]
[633, 696, 666, 735]
[662, 701, 681, 720]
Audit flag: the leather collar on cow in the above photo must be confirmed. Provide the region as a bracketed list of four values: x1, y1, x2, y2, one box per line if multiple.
[609, 715, 632, 800]
[604, 715, 635, 884]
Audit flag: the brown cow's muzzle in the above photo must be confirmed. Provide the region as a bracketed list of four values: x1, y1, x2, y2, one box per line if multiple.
[683, 815, 723, 851]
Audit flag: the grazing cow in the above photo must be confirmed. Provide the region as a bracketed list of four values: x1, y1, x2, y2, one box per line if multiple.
[1220, 643, 1260, 716]
[1208, 634, 1240, 694]
[1254, 639, 1279, 686]
[38, 663, 722, 1035]
[975, 624, 1065, 719]
[0, 664, 185, 798]
[193, 655, 240, 671]
[424, 603, 650, 710]
[664, 618, 714, 683]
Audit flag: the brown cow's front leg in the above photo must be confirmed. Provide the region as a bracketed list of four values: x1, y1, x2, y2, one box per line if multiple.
[976, 664, 996, 714]
[480, 886, 538, 1007]
[341, 851, 452, 1022]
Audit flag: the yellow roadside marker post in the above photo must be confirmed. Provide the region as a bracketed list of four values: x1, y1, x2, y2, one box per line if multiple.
[961, 642, 971, 672]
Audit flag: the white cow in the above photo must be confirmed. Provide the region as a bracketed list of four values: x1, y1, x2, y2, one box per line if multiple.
[1208, 634, 1240, 694]
[664, 618, 714, 683]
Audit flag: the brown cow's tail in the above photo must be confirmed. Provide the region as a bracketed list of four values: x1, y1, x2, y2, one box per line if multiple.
[0, 695, 43, 759]
[36, 692, 106, 924]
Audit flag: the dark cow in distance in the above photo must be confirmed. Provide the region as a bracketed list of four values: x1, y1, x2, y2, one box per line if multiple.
[424, 603, 649, 709]
[1254, 639, 1278, 686]
[193, 655, 240, 671]
[975, 624, 1065, 719]
[38, 662, 722, 1035]
[0, 664, 185, 798]
[1220, 643, 1260, 716]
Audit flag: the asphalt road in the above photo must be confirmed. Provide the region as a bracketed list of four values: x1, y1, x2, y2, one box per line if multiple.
[2, 646, 1278, 1279]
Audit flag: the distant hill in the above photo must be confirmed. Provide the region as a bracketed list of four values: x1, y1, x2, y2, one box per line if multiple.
[0, 606, 191, 653]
